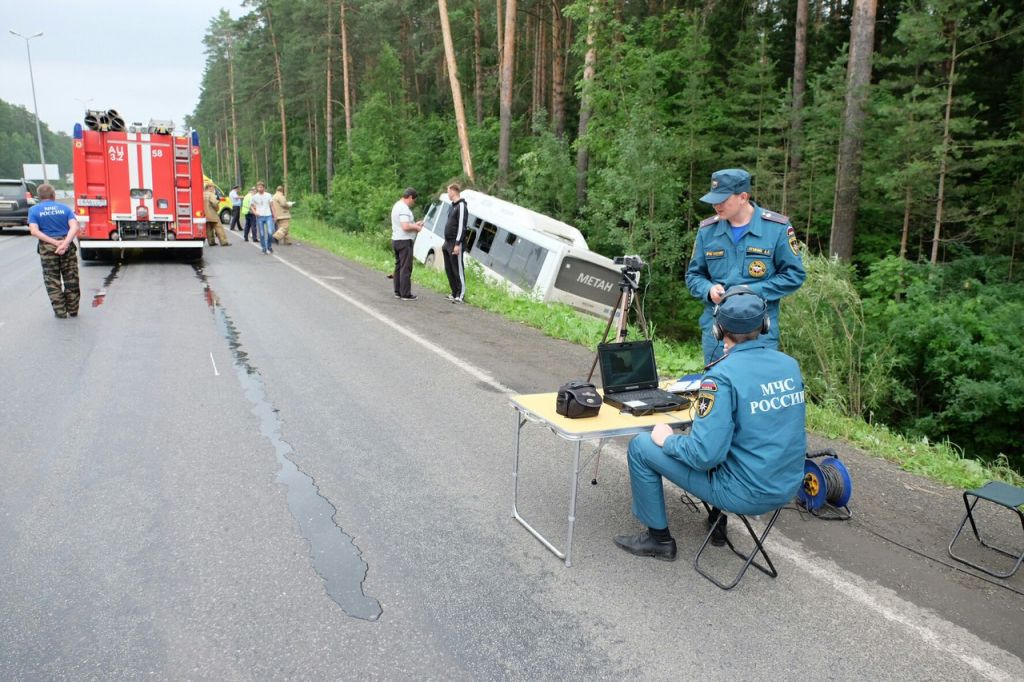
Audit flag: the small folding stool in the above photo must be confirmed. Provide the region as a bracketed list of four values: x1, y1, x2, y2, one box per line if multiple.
[694, 501, 782, 590]
[948, 481, 1024, 579]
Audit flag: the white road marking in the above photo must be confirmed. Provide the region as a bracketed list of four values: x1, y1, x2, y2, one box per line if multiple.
[771, 534, 1021, 680]
[209, 352, 220, 376]
[273, 251, 1023, 679]
[273, 254, 512, 394]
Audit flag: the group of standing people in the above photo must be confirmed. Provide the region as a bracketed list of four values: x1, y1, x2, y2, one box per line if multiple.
[389, 183, 468, 303]
[218, 182, 294, 254]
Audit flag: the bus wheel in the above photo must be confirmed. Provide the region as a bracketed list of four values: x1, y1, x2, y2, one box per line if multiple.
[424, 250, 436, 269]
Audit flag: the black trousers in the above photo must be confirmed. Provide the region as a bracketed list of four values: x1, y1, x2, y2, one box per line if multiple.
[243, 212, 256, 241]
[392, 239, 414, 297]
[442, 242, 466, 299]
[229, 206, 242, 230]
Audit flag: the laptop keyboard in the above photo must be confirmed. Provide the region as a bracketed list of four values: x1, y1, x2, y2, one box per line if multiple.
[616, 389, 676, 403]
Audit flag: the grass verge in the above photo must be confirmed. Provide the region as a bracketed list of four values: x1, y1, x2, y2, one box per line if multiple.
[293, 217, 1023, 491]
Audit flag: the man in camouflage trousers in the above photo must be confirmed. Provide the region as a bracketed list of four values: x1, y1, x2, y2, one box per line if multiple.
[28, 184, 81, 318]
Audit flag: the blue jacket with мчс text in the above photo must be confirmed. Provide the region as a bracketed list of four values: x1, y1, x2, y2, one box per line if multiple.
[662, 340, 807, 513]
[685, 202, 806, 363]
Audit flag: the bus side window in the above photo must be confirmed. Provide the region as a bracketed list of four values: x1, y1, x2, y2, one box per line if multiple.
[432, 203, 450, 235]
[476, 222, 497, 253]
[465, 227, 478, 252]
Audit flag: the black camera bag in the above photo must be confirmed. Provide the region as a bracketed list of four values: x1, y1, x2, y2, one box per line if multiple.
[555, 380, 602, 419]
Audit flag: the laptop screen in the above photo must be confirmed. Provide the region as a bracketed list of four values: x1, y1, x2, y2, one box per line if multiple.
[598, 341, 659, 393]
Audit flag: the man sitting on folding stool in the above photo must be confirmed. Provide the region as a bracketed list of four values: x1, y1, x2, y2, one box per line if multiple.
[614, 286, 806, 561]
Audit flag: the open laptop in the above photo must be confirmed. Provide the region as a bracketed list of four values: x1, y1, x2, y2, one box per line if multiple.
[598, 340, 690, 414]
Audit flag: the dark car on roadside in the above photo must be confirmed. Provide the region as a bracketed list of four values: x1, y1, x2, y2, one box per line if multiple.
[0, 178, 38, 229]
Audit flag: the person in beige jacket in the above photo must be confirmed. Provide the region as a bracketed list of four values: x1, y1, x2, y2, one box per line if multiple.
[204, 184, 231, 246]
[271, 185, 294, 245]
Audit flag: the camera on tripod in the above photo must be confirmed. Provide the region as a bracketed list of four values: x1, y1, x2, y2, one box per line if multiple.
[614, 254, 646, 272]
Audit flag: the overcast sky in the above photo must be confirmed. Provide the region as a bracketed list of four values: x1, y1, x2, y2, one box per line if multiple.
[2, 1, 245, 136]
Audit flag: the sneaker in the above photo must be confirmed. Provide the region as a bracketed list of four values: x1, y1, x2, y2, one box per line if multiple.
[401, 295, 418, 301]
[446, 294, 455, 301]
[451, 298, 464, 304]
[394, 293, 402, 299]
[613, 531, 677, 561]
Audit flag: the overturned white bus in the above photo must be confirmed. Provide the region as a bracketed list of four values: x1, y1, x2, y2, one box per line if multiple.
[412, 189, 623, 318]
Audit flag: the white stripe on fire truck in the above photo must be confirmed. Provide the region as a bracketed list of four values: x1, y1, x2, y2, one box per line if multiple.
[126, 133, 141, 216]
[140, 134, 153, 217]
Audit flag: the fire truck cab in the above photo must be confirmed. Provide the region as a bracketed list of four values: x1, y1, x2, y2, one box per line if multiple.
[73, 112, 207, 261]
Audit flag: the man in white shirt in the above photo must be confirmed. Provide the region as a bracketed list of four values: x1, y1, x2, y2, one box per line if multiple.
[391, 187, 423, 300]
[228, 185, 242, 231]
[250, 182, 274, 254]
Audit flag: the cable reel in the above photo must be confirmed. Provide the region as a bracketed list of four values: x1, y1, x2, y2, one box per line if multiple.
[798, 449, 852, 520]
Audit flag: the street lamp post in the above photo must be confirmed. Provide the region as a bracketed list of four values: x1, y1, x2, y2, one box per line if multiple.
[9, 30, 47, 184]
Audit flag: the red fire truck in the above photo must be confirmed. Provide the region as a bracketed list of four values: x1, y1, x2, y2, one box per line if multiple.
[73, 111, 207, 261]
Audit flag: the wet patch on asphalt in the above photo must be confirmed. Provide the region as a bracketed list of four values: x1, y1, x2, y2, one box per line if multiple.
[192, 263, 382, 621]
[91, 261, 122, 307]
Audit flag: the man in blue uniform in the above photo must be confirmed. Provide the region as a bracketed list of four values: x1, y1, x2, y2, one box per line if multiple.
[685, 168, 806, 364]
[28, 184, 81, 318]
[614, 287, 807, 560]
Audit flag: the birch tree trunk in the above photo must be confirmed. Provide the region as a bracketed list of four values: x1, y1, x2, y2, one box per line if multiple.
[325, 0, 334, 185]
[551, 0, 565, 137]
[931, 28, 958, 265]
[498, 0, 517, 184]
[787, 0, 808, 212]
[575, 4, 597, 204]
[829, 0, 877, 261]
[439, 0, 476, 182]
[474, 0, 484, 125]
[341, 0, 353, 150]
[265, 5, 289, 191]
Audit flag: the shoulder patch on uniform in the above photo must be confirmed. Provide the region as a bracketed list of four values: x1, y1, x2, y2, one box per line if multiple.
[789, 235, 801, 256]
[700, 379, 718, 392]
[699, 215, 719, 228]
[696, 391, 716, 418]
[786, 225, 795, 236]
[760, 210, 790, 225]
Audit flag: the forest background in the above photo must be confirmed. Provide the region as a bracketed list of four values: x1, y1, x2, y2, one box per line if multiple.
[181, 0, 1023, 471]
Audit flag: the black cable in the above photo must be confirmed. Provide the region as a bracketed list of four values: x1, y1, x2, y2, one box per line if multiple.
[778, 505, 1024, 597]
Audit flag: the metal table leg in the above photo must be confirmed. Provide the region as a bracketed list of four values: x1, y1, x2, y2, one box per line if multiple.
[511, 406, 582, 566]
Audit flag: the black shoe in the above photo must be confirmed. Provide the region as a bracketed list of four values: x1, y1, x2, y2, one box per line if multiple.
[69, 312, 78, 317]
[394, 293, 402, 299]
[401, 295, 418, 301]
[707, 514, 728, 547]
[613, 531, 677, 561]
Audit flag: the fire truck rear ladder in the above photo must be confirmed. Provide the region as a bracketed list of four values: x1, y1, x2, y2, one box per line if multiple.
[173, 135, 195, 239]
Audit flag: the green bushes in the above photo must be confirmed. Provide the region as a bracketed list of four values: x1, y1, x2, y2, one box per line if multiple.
[781, 254, 1024, 471]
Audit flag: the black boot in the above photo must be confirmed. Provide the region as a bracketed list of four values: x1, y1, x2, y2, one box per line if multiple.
[613, 531, 677, 561]
[706, 509, 728, 547]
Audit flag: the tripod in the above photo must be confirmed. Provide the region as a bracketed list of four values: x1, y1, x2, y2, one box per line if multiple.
[586, 266, 649, 484]
[586, 266, 649, 383]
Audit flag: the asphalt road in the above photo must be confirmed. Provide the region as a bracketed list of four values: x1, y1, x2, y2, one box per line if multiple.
[1, 228, 1022, 680]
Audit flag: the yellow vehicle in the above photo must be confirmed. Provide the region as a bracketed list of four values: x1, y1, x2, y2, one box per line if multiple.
[203, 175, 235, 224]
